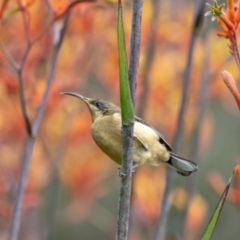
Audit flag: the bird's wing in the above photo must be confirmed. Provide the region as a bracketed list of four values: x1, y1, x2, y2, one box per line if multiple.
[134, 116, 172, 151]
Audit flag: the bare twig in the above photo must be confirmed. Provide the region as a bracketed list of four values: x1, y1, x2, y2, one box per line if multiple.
[128, 0, 143, 105]
[0, 40, 19, 71]
[0, 9, 32, 135]
[17, 72, 32, 135]
[155, 1, 206, 239]
[20, 41, 32, 68]
[8, 14, 70, 240]
[137, 0, 162, 118]
[115, 0, 142, 239]
[33, 14, 70, 135]
[20, 8, 31, 44]
[8, 137, 35, 240]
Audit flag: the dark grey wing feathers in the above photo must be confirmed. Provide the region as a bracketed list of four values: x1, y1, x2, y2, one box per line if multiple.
[134, 116, 172, 151]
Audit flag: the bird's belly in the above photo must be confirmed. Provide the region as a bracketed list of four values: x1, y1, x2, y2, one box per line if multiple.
[92, 131, 151, 165]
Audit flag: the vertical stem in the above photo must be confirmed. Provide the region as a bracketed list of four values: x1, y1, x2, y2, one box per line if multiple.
[8, 15, 70, 240]
[128, 0, 143, 105]
[17, 71, 32, 135]
[116, 125, 134, 240]
[155, 1, 206, 239]
[8, 138, 35, 240]
[115, 0, 142, 239]
[33, 14, 70, 135]
[180, 23, 211, 239]
[137, 0, 162, 118]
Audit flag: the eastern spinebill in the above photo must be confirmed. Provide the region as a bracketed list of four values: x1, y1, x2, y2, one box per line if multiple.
[62, 92, 198, 176]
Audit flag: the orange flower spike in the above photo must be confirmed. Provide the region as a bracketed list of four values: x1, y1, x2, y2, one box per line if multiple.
[234, 165, 240, 178]
[221, 70, 240, 111]
[17, 0, 35, 8]
[217, 18, 229, 33]
[235, 1, 240, 26]
[205, 1, 235, 32]
[219, 14, 236, 34]
[227, 0, 235, 23]
[53, 0, 96, 20]
[217, 32, 230, 38]
[52, 0, 68, 15]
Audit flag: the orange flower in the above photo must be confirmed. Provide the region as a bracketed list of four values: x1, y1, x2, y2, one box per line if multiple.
[234, 165, 240, 178]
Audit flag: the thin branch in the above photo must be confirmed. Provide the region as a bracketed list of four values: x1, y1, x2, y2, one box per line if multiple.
[155, 1, 206, 239]
[0, 40, 19, 71]
[8, 137, 35, 240]
[8, 14, 70, 240]
[20, 8, 31, 44]
[33, 13, 70, 135]
[17, 72, 32, 135]
[0, 40, 32, 134]
[137, 0, 161, 118]
[0, 6, 53, 136]
[20, 41, 32, 69]
[128, 0, 143, 105]
[180, 23, 211, 238]
[31, 19, 53, 44]
[43, 0, 52, 11]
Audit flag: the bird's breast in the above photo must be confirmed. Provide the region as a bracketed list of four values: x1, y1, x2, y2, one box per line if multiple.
[91, 114, 122, 164]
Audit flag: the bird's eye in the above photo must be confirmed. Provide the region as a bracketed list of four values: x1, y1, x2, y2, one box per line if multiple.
[95, 102, 102, 108]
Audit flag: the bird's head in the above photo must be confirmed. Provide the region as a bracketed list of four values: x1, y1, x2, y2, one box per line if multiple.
[62, 92, 120, 121]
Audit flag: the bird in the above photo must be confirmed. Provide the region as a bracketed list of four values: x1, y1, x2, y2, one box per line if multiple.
[62, 92, 198, 176]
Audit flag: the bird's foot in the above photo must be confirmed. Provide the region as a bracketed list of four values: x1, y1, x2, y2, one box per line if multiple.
[131, 163, 139, 172]
[118, 167, 126, 177]
[118, 163, 139, 177]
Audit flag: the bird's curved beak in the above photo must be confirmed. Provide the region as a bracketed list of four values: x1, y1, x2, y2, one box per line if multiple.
[61, 92, 91, 104]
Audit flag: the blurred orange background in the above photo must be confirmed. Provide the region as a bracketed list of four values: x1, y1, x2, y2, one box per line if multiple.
[0, 0, 240, 239]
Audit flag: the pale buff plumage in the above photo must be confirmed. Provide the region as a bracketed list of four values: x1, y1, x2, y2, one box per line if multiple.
[92, 112, 169, 166]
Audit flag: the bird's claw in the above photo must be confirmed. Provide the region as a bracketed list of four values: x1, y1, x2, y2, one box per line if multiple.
[118, 163, 139, 177]
[118, 167, 126, 177]
[132, 163, 139, 172]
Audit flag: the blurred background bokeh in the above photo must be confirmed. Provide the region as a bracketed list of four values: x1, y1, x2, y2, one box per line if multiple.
[0, 0, 240, 239]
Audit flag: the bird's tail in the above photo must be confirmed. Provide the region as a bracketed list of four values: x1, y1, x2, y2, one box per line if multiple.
[166, 152, 198, 176]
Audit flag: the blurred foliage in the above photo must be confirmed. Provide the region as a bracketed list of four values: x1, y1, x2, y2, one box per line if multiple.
[0, 0, 240, 240]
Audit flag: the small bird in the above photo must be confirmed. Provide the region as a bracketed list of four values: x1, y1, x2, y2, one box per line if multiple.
[62, 92, 198, 176]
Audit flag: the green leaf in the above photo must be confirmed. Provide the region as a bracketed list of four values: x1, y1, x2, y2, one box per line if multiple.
[201, 172, 234, 240]
[117, 0, 134, 124]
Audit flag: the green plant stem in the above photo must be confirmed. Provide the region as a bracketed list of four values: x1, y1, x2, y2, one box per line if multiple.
[115, 0, 142, 239]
